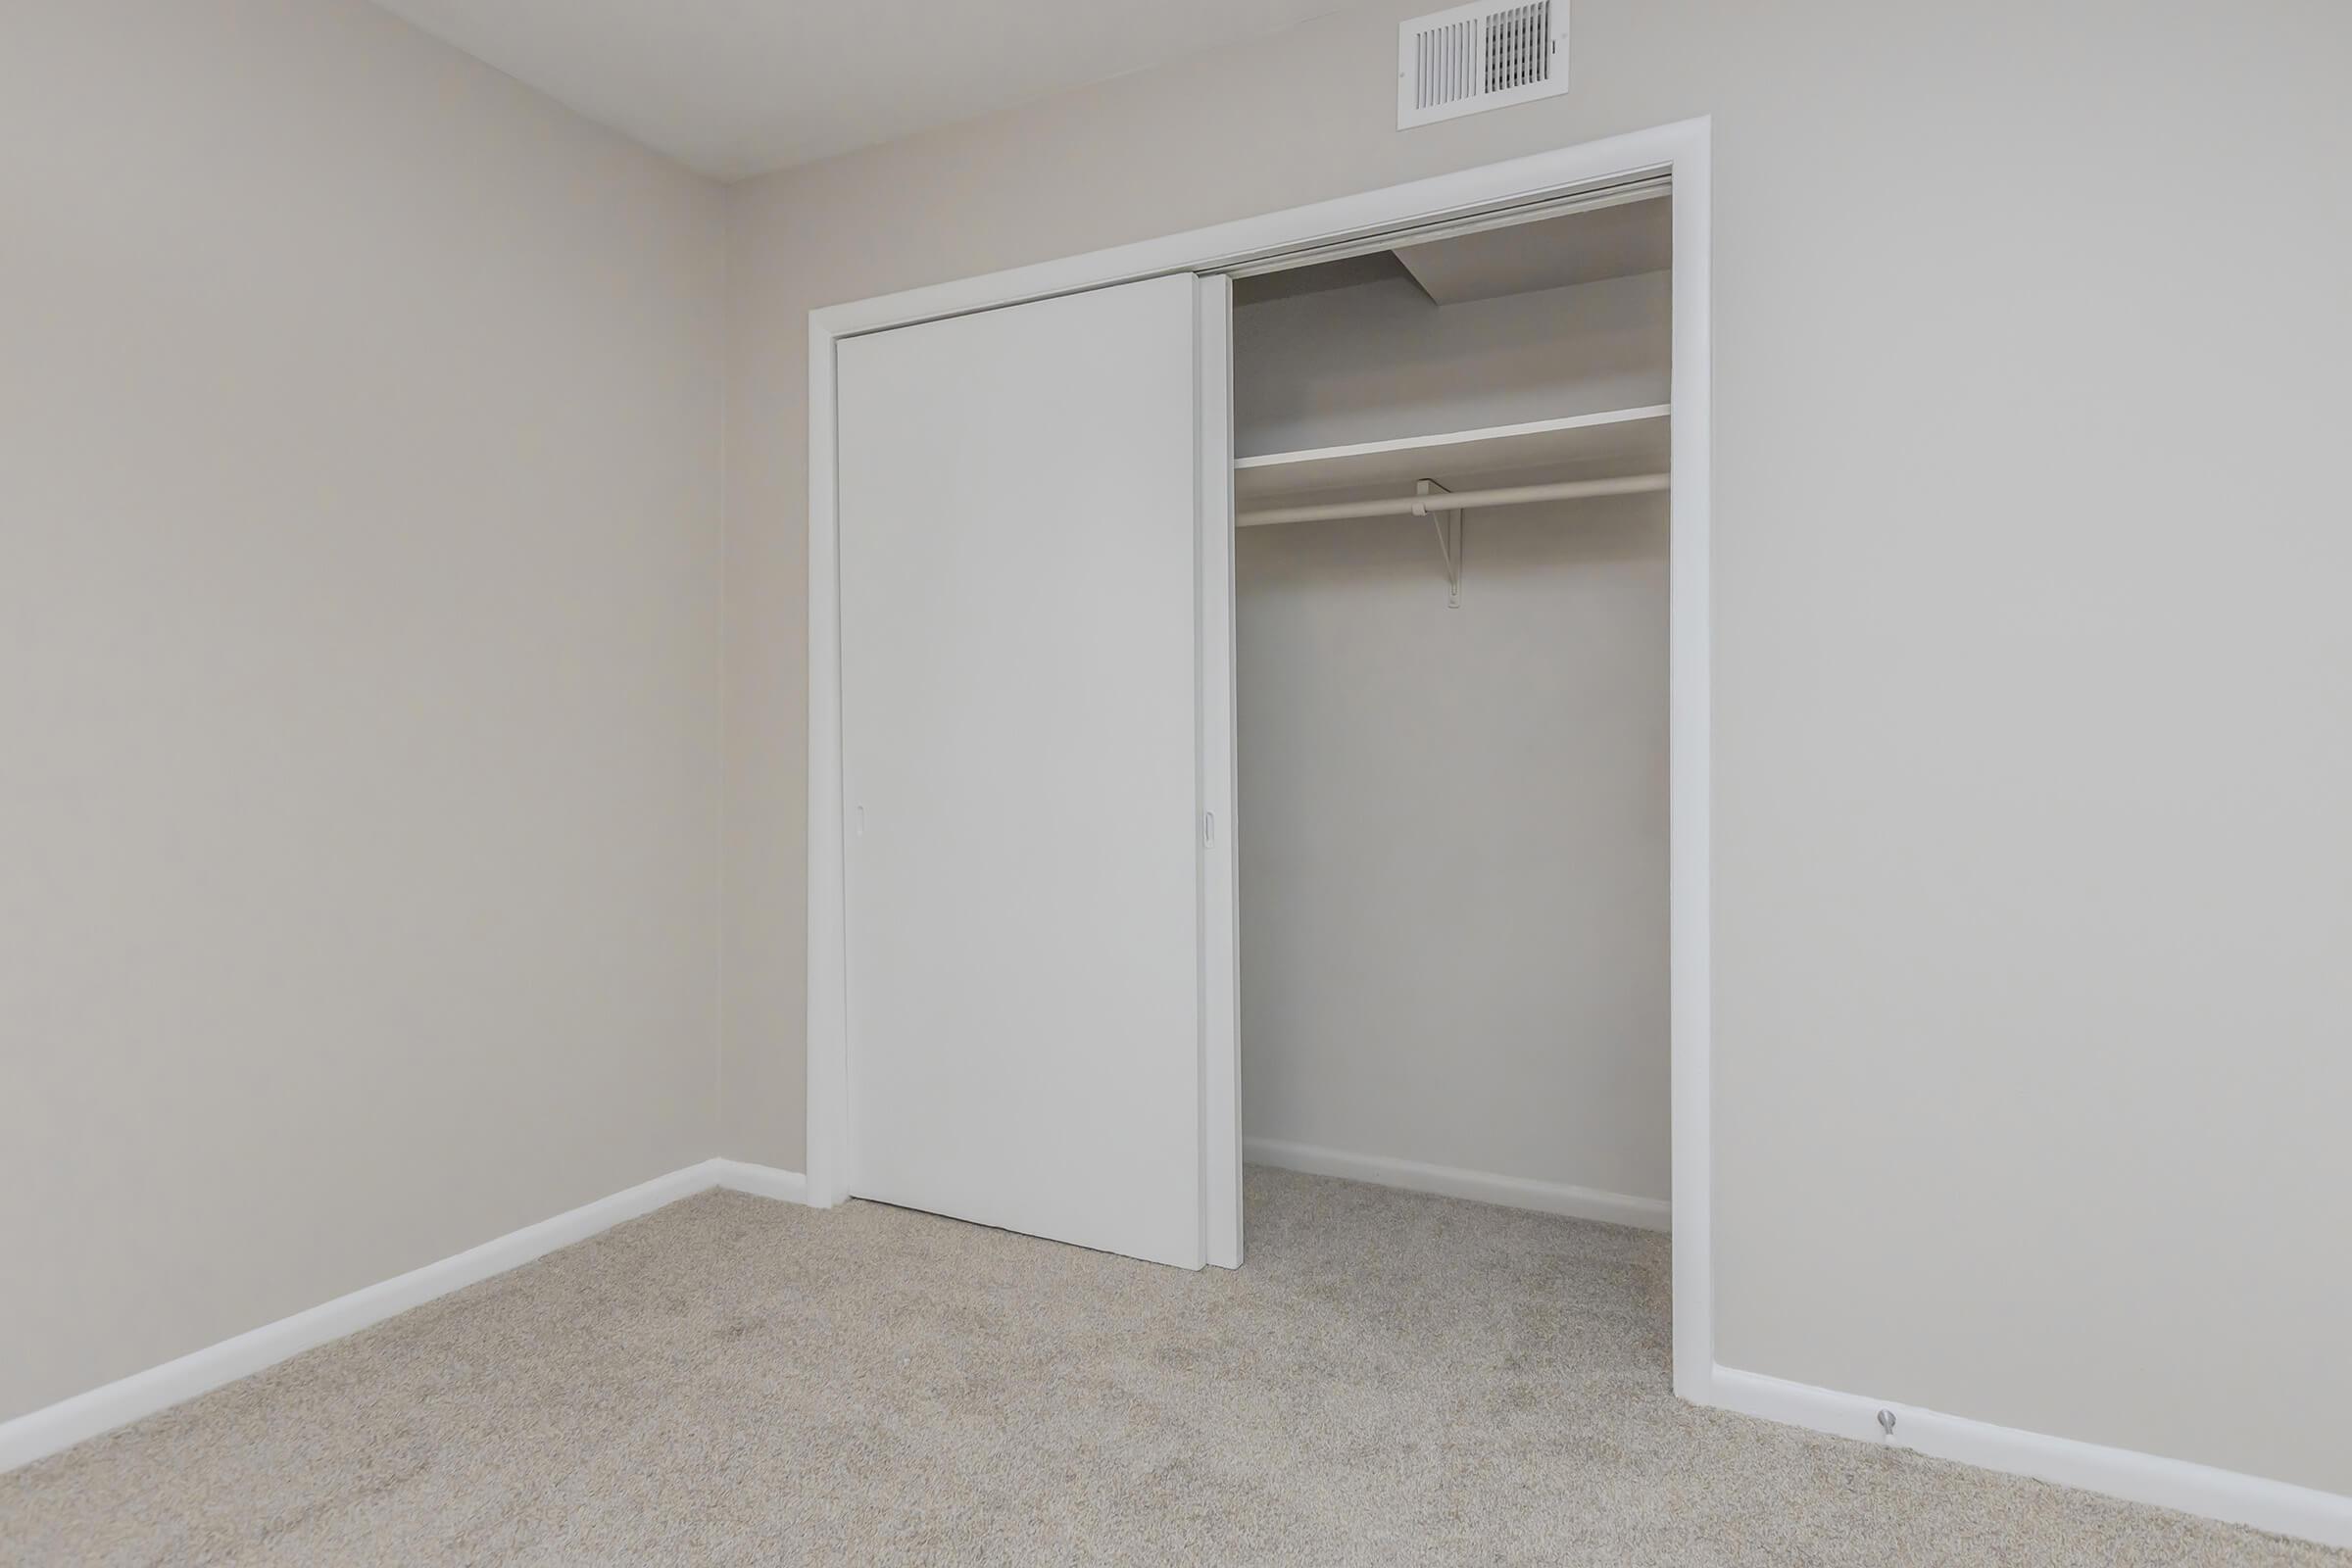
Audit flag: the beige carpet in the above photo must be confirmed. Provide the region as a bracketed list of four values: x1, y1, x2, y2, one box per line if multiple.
[3, 1169, 2340, 1566]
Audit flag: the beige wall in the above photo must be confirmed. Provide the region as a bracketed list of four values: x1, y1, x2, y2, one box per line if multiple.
[1, 0, 725, 1421]
[1238, 498, 1670, 1200]
[724, 0, 2352, 1494]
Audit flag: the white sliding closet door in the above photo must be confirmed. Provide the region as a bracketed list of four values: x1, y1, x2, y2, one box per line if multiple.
[837, 273, 1232, 1270]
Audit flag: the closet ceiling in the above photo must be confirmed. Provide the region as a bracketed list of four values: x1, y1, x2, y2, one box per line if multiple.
[369, 0, 1346, 181]
[1395, 198, 1673, 305]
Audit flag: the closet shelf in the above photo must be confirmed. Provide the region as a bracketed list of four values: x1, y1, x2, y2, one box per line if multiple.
[1232, 405, 1670, 506]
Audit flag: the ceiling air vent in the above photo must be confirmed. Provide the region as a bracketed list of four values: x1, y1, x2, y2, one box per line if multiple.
[1397, 0, 1566, 129]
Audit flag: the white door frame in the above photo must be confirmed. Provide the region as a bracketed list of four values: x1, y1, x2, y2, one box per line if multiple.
[808, 116, 1716, 1402]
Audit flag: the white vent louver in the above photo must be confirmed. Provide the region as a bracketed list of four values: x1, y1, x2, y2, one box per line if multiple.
[1397, 0, 1566, 129]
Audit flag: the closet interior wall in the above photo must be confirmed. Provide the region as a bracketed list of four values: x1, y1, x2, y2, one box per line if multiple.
[1231, 230, 1673, 1215]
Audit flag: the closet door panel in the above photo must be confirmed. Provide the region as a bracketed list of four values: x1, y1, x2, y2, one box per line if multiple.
[838, 274, 1206, 1269]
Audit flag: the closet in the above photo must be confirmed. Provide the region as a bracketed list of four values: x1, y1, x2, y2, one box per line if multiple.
[824, 179, 1674, 1271]
[1229, 192, 1673, 1233]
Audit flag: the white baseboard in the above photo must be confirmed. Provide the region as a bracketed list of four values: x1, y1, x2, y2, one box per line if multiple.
[0, 1155, 808, 1475]
[1711, 1365, 2352, 1550]
[711, 1158, 808, 1203]
[1244, 1137, 1669, 1233]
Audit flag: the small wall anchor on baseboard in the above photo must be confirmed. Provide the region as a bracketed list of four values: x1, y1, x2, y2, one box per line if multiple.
[1877, 1409, 1897, 1438]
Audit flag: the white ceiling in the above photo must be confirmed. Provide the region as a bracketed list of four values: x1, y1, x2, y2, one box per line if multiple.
[373, 0, 1348, 182]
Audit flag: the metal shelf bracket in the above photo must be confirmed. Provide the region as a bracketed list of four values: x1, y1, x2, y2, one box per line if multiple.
[1414, 477, 1463, 608]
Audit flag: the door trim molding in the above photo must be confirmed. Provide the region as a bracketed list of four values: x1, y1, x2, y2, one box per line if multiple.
[807, 117, 1716, 1397]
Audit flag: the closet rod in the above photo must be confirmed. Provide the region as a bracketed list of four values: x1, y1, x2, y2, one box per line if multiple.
[1236, 472, 1668, 528]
